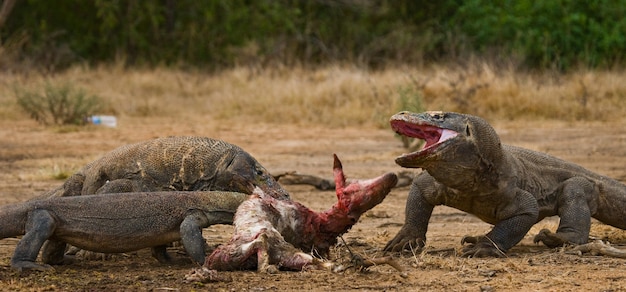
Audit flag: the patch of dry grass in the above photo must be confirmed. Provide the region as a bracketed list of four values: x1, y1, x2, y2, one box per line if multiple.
[1, 63, 626, 127]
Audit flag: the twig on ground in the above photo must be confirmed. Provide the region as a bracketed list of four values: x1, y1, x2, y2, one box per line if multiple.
[565, 240, 626, 258]
[275, 171, 415, 190]
[274, 172, 334, 190]
[334, 254, 406, 276]
[423, 247, 457, 255]
[334, 237, 405, 276]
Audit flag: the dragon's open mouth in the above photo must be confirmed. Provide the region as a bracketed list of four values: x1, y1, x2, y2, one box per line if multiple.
[390, 120, 458, 164]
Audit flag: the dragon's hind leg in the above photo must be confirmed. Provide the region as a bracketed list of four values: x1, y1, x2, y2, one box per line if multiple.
[534, 177, 597, 248]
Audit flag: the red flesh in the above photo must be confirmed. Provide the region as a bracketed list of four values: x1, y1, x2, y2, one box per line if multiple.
[204, 154, 397, 271]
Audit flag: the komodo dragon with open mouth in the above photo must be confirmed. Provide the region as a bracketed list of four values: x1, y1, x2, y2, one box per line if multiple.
[384, 111, 626, 257]
[39, 136, 290, 264]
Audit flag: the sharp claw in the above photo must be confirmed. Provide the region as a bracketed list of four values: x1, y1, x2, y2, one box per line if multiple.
[383, 241, 396, 253]
[533, 229, 550, 244]
[532, 229, 568, 248]
[383, 240, 414, 253]
[393, 242, 407, 252]
[384, 231, 425, 254]
[460, 236, 506, 258]
[461, 235, 477, 245]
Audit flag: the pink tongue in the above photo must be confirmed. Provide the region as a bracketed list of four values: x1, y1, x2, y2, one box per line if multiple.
[440, 129, 457, 141]
[423, 129, 457, 149]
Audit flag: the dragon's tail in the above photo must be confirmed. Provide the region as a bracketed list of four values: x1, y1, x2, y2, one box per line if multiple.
[0, 202, 30, 239]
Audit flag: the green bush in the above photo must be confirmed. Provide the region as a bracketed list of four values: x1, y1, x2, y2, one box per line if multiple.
[450, 0, 626, 70]
[15, 83, 103, 126]
[2, 0, 625, 71]
[0, 1, 456, 69]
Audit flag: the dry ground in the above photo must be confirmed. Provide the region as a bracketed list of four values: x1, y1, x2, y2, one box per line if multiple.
[0, 114, 625, 291]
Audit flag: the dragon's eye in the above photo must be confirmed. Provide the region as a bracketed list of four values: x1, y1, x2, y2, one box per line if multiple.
[431, 112, 444, 121]
[465, 124, 471, 136]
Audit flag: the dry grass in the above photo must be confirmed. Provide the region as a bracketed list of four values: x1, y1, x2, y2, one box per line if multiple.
[1, 63, 626, 128]
[1, 68, 625, 290]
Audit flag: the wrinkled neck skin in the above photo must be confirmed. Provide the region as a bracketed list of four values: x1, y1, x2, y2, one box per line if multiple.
[424, 143, 503, 193]
[424, 117, 507, 194]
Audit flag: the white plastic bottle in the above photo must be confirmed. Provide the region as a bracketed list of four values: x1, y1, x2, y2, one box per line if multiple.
[88, 115, 117, 127]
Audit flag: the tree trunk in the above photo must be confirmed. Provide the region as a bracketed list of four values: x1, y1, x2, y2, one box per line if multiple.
[0, 0, 17, 30]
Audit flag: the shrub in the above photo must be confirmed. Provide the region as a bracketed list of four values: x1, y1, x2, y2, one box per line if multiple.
[15, 83, 103, 125]
[3, 0, 626, 71]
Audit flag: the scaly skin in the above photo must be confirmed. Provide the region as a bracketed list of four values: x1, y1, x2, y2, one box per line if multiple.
[0, 191, 249, 271]
[38, 136, 289, 263]
[42, 136, 289, 200]
[384, 111, 626, 257]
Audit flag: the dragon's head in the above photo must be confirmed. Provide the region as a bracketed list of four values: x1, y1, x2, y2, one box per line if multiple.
[219, 151, 291, 200]
[390, 111, 503, 190]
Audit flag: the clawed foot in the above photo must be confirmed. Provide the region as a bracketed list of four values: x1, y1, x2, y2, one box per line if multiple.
[383, 228, 425, 254]
[151, 245, 173, 264]
[11, 261, 55, 272]
[533, 229, 568, 248]
[460, 235, 506, 257]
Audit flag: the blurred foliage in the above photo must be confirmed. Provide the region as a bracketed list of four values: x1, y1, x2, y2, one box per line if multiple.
[452, 0, 626, 70]
[396, 85, 425, 114]
[1, 0, 625, 71]
[15, 83, 103, 125]
[395, 84, 426, 150]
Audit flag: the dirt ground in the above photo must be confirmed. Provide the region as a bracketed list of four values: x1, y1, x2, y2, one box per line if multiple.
[0, 115, 625, 291]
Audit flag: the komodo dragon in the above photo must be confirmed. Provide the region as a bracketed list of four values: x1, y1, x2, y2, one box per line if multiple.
[40, 136, 290, 263]
[43, 136, 289, 200]
[0, 191, 249, 271]
[384, 111, 626, 257]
